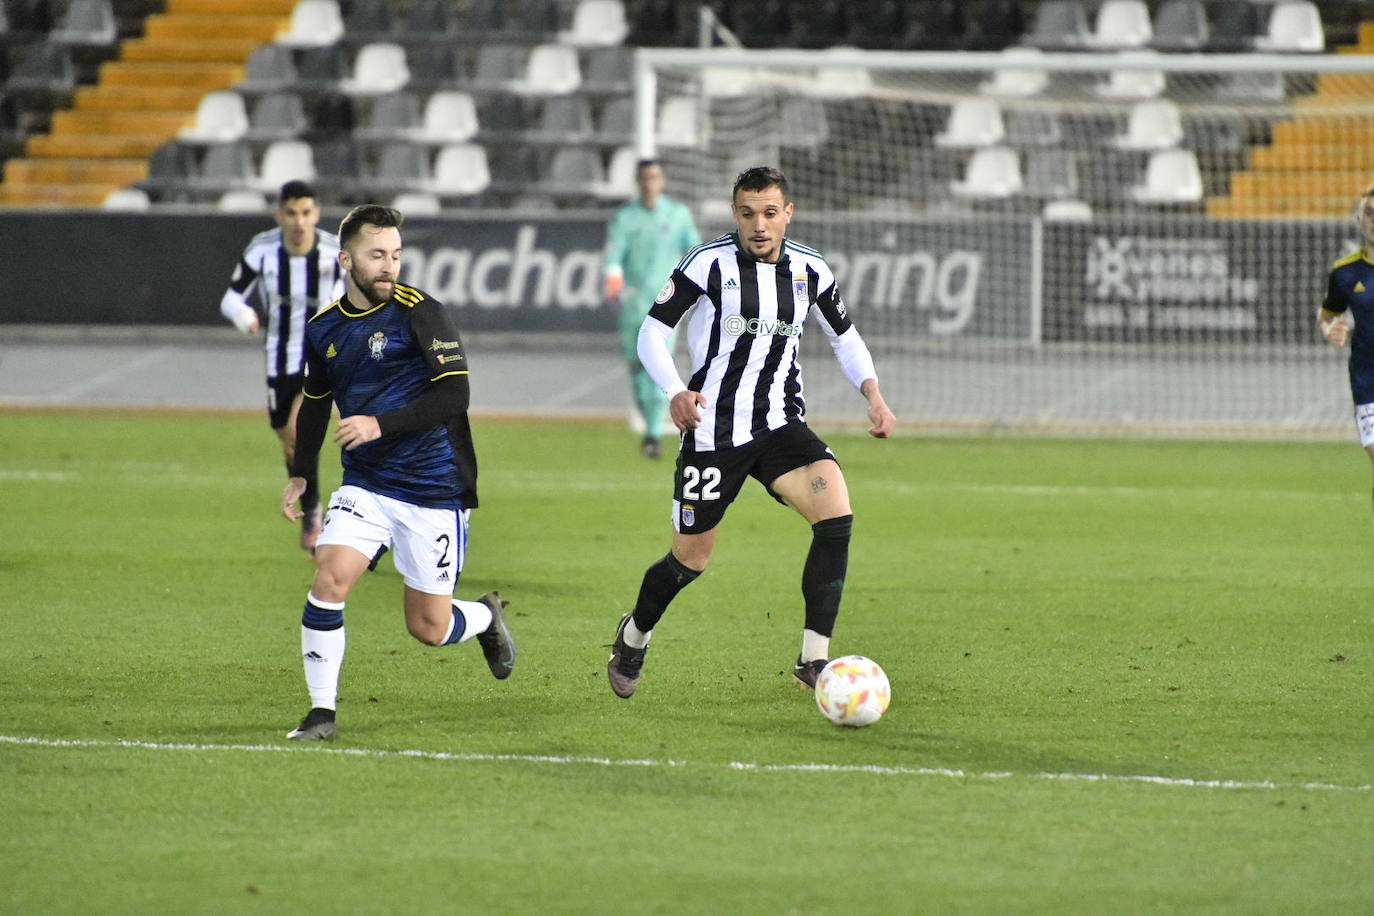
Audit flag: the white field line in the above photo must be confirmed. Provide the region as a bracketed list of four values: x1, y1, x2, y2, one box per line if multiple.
[2, 735, 1368, 793]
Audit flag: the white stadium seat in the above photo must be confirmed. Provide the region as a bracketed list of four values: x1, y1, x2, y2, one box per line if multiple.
[1113, 99, 1183, 150]
[950, 146, 1023, 199]
[340, 43, 410, 96]
[1130, 148, 1203, 204]
[935, 98, 1006, 149]
[561, 0, 629, 47]
[276, 0, 344, 48]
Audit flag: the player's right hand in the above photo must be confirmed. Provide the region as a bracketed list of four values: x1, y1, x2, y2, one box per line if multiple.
[604, 272, 624, 301]
[1324, 319, 1351, 347]
[670, 390, 707, 431]
[233, 308, 260, 335]
[281, 476, 307, 521]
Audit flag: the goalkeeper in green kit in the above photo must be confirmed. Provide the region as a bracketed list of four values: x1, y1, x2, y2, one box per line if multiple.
[604, 158, 701, 458]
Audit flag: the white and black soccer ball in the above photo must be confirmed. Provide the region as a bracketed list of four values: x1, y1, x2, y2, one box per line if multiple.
[814, 655, 891, 728]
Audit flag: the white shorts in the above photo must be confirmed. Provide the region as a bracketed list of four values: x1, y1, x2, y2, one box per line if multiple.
[316, 485, 469, 595]
[1357, 403, 1374, 448]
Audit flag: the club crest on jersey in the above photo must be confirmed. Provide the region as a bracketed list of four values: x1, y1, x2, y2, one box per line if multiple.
[368, 331, 388, 360]
[793, 276, 808, 306]
[655, 279, 675, 304]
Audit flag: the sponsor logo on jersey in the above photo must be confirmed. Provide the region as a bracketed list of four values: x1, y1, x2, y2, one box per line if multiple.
[1358, 281, 1367, 293]
[326, 342, 337, 358]
[722, 276, 739, 290]
[722, 314, 802, 338]
[430, 337, 461, 351]
[655, 278, 675, 304]
[368, 331, 388, 360]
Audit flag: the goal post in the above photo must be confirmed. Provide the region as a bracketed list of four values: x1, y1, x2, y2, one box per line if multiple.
[631, 47, 1374, 437]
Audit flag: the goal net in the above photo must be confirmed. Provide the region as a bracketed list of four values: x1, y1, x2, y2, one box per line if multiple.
[632, 47, 1374, 438]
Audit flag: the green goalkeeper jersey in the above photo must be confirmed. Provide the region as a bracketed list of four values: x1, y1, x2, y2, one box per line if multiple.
[604, 195, 701, 325]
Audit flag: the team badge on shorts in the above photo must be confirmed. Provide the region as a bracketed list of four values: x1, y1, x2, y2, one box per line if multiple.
[368, 331, 388, 360]
[681, 503, 695, 527]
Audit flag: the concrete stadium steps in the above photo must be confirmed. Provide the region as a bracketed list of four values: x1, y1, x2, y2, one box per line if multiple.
[119, 36, 267, 63]
[1207, 22, 1374, 219]
[74, 85, 214, 111]
[0, 0, 293, 209]
[144, 14, 286, 41]
[3, 158, 147, 185]
[98, 61, 245, 88]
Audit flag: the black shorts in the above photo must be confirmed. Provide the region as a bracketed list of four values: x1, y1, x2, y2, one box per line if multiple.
[266, 374, 305, 429]
[672, 422, 838, 534]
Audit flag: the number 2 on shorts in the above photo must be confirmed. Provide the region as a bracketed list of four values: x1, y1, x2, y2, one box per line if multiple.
[682, 466, 721, 501]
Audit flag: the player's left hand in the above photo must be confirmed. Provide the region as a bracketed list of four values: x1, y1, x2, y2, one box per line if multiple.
[867, 399, 896, 438]
[281, 476, 306, 521]
[335, 415, 382, 451]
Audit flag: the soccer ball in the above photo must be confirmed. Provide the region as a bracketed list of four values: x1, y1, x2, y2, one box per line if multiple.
[814, 655, 890, 727]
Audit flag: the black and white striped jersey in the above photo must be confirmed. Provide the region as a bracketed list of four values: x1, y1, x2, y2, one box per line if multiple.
[641, 232, 877, 452]
[220, 228, 344, 379]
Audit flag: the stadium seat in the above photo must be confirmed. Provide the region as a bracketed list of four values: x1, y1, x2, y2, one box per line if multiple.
[431, 143, 490, 196]
[581, 46, 633, 95]
[462, 0, 506, 35]
[477, 96, 531, 141]
[978, 47, 1049, 98]
[414, 91, 479, 145]
[311, 139, 363, 186]
[1214, 71, 1284, 101]
[294, 45, 348, 92]
[1130, 148, 1202, 204]
[276, 0, 344, 48]
[1207, 0, 1261, 52]
[1150, 0, 1209, 51]
[49, 0, 116, 48]
[343, 0, 395, 36]
[950, 146, 1022, 199]
[934, 97, 1005, 149]
[600, 145, 637, 198]
[1253, 2, 1324, 52]
[239, 45, 298, 93]
[655, 95, 699, 147]
[778, 95, 830, 150]
[541, 146, 603, 196]
[340, 43, 409, 96]
[960, 0, 1024, 51]
[257, 139, 315, 190]
[402, 0, 454, 37]
[1023, 149, 1079, 200]
[627, 0, 691, 47]
[516, 0, 562, 37]
[1022, 0, 1090, 51]
[1005, 108, 1063, 147]
[372, 142, 431, 193]
[196, 141, 256, 193]
[392, 190, 442, 215]
[102, 187, 150, 211]
[1042, 198, 1093, 221]
[141, 141, 197, 194]
[530, 95, 592, 142]
[1094, 51, 1165, 99]
[178, 92, 249, 144]
[562, 0, 628, 47]
[217, 188, 268, 212]
[812, 51, 874, 97]
[407, 45, 461, 92]
[5, 43, 75, 98]
[1087, 0, 1152, 49]
[1112, 99, 1183, 151]
[353, 91, 421, 141]
[594, 95, 633, 142]
[466, 45, 525, 93]
[512, 44, 581, 96]
[245, 93, 309, 142]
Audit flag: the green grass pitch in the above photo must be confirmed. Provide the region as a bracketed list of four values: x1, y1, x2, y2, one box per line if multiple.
[2, 409, 1371, 914]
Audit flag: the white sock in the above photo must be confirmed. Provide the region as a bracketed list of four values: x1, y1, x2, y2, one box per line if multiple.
[623, 617, 651, 649]
[801, 629, 830, 662]
[447, 598, 494, 643]
[302, 594, 346, 710]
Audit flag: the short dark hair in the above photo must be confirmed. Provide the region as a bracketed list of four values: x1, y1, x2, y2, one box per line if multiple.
[277, 180, 317, 205]
[732, 166, 788, 203]
[338, 204, 404, 249]
[636, 158, 661, 174]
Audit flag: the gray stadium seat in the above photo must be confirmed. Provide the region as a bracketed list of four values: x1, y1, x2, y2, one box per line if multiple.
[343, 0, 395, 36]
[196, 141, 256, 193]
[1207, 0, 1261, 52]
[581, 46, 633, 95]
[5, 43, 75, 98]
[1005, 108, 1064, 148]
[1150, 0, 1209, 52]
[1021, 0, 1090, 51]
[353, 91, 422, 141]
[371, 143, 432, 194]
[402, 0, 454, 38]
[246, 92, 309, 142]
[530, 95, 593, 143]
[239, 45, 297, 93]
[1023, 149, 1079, 200]
[594, 96, 633, 143]
[49, 0, 116, 48]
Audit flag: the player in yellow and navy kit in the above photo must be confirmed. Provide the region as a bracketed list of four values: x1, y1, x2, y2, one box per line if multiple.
[278, 204, 515, 741]
[1319, 182, 1374, 511]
